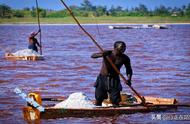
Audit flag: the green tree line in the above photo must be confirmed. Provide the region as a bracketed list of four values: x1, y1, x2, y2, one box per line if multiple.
[0, 0, 190, 18]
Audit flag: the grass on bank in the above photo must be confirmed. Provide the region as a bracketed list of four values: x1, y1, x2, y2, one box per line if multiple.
[0, 16, 190, 24]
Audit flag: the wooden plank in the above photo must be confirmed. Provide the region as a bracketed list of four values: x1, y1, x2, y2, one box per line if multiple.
[23, 107, 40, 121]
[5, 53, 44, 61]
[41, 95, 177, 107]
[135, 96, 177, 105]
[23, 105, 177, 120]
[22, 100, 179, 120]
[40, 106, 174, 119]
[22, 94, 178, 120]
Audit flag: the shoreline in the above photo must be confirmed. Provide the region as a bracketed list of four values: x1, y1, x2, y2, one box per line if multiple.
[1, 16, 189, 25]
[0, 22, 190, 26]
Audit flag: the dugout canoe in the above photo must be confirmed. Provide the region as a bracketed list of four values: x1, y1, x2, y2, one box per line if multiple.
[5, 53, 44, 61]
[22, 96, 178, 121]
[23, 104, 177, 121]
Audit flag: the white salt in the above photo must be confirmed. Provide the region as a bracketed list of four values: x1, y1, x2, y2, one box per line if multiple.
[12, 49, 42, 57]
[53, 92, 95, 109]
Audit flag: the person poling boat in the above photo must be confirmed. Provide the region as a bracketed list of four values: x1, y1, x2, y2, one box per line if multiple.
[28, 0, 42, 54]
[59, 0, 145, 104]
[28, 29, 41, 53]
[27, 0, 42, 54]
[5, 28, 43, 60]
[91, 41, 133, 107]
[5, 0, 43, 61]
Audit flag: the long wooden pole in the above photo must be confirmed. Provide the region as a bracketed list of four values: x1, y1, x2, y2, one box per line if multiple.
[60, 0, 145, 104]
[35, 0, 42, 55]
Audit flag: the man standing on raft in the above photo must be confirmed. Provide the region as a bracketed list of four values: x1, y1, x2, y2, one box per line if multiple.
[28, 29, 41, 52]
[91, 41, 133, 107]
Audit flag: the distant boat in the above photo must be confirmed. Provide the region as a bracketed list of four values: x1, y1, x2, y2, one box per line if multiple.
[152, 24, 168, 29]
[5, 53, 44, 61]
[5, 49, 44, 61]
[108, 24, 168, 29]
[108, 25, 135, 29]
[142, 24, 154, 28]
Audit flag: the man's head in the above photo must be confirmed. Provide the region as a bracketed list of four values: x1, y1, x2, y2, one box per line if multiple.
[30, 32, 36, 37]
[114, 41, 126, 54]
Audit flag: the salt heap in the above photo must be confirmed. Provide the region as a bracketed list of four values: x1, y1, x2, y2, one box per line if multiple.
[12, 49, 42, 57]
[53, 92, 95, 109]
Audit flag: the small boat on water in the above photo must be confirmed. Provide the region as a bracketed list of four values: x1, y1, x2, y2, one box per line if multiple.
[5, 49, 44, 61]
[108, 25, 136, 29]
[23, 104, 176, 120]
[5, 53, 44, 61]
[152, 24, 168, 29]
[22, 92, 178, 121]
[108, 24, 168, 29]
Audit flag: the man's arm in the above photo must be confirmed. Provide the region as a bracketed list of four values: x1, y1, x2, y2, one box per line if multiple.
[29, 29, 41, 39]
[36, 40, 41, 47]
[33, 38, 41, 47]
[124, 55, 133, 86]
[91, 50, 112, 58]
[33, 29, 41, 37]
[35, 29, 41, 47]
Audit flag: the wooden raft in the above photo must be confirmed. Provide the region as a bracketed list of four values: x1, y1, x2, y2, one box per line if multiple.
[23, 96, 177, 121]
[23, 104, 176, 121]
[5, 53, 44, 61]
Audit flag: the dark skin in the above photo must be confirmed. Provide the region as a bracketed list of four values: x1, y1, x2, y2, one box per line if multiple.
[91, 48, 133, 86]
[28, 37, 41, 47]
[28, 29, 41, 48]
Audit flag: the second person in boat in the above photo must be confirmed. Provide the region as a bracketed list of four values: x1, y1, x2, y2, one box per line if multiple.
[28, 29, 41, 52]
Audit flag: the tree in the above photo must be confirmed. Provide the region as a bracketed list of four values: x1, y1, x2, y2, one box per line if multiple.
[12, 10, 24, 17]
[30, 7, 46, 18]
[94, 6, 107, 17]
[109, 6, 117, 16]
[69, 5, 82, 16]
[138, 4, 149, 15]
[46, 10, 69, 18]
[81, 0, 94, 11]
[185, 3, 190, 17]
[154, 5, 170, 16]
[23, 7, 30, 11]
[31, 7, 36, 17]
[0, 4, 12, 18]
[40, 9, 46, 17]
[115, 6, 123, 12]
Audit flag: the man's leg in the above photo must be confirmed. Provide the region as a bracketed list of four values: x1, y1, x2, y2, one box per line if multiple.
[94, 75, 108, 106]
[109, 89, 121, 107]
[95, 87, 107, 106]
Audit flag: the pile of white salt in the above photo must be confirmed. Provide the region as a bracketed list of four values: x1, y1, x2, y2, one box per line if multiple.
[12, 49, 42, 57]
[53, 92, 95, 109]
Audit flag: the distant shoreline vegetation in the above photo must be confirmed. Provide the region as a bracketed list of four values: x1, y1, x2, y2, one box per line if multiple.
[0, 0, 190, 24]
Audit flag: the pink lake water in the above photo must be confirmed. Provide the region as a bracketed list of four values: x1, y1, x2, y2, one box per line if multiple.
[0, 24, 190, 124]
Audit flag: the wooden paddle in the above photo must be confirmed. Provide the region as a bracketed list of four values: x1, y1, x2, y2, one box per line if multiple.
[59, 0, 146, 105]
